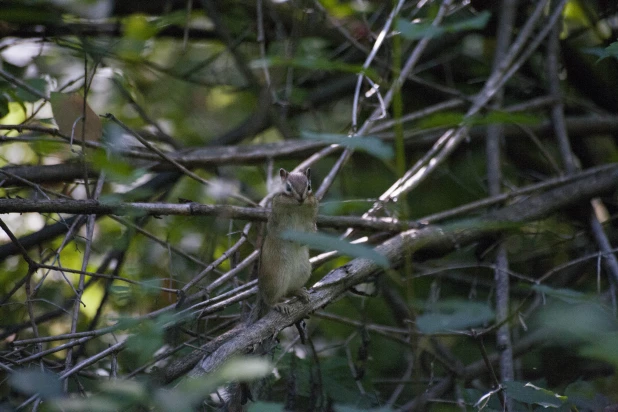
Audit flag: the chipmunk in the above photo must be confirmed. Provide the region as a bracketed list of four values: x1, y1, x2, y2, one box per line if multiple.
[257, 168, 318, 314]
[229, 168, 318, 408]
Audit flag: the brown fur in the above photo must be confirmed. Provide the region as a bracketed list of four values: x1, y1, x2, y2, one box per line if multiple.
[258, 168, 318, 312]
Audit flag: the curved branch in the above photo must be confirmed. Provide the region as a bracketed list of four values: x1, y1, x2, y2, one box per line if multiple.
[163, 162, 618, 382]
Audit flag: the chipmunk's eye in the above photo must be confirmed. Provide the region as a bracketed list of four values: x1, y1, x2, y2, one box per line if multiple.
[285, 182, 292, 193]
[307, 182, 312, 192]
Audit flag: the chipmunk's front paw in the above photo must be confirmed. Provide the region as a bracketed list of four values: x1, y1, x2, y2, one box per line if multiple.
[273, 303, 291, 314]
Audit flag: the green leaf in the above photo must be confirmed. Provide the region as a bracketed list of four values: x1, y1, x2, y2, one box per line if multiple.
[14, 78, 47, 102]
[579, 331, 618, 367]
[0, 3, 63, 25]
[155, 357, 272, 411]
[51, 397, 123, 412]
[298, 357, 376, 406]
[565, 380, 608, 411]
[396, 19, 443, 41]
[280, 230, 389, 268]
[448, 11, 492, 32]
[473, 111, 540, 126]
[91, 149, 146, 183]
[503, 381, 566, 408]
[415, 111, 465, 129]
[416, 111, 539, 129]
[97, 380, 148, 405]
[537, 301, 616, 342]
[9, 369, 63, 400]
[531, 284, 590, 304]
[151, 9, 190, 28]
[123, 14, 159, 41]
[416, 300, 494, 333]
[335, 406, 395, 412]
[317, 0, 356, 18]
[465, 388, 503, 410]
[218, 357, 273, 381]
[250, 57, 380, 82]
[249, 402, 285, 412]
[397, 11, 491, 41]
[125, 319, 165, 364]
[300, 131, 394, 160]
[583, 41, 618, 62]
[0, 94, 9, 117]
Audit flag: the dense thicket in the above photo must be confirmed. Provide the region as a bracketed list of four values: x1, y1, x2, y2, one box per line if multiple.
[1, 1, 618, 410]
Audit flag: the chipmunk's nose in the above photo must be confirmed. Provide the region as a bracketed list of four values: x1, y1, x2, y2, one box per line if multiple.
[296, 194, 306, 204]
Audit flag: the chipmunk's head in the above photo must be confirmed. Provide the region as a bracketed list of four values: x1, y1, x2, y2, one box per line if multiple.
[280, 168, 312, 204]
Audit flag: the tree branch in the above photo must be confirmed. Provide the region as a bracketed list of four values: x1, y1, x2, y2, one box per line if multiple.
[163, 162, 618, 382]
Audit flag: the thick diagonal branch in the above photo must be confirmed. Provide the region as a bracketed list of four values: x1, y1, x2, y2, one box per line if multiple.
[168, 163, 618, 382]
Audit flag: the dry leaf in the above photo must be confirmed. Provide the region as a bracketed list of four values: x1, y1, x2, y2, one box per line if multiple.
[50, 92, 102, 143]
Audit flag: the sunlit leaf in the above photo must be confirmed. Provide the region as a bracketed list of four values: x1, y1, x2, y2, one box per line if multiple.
[397, 11, 491, 41]
[218, 357, 273, 381]
[317, 0, 356, 18]
[416, 300, 494, 333]
[563, 2, 593, 30]
[124, 14, 159, 41]
[281, 230, 389, 268]
[0, 101, 26, 127]
[301, 131, 394, 160]
[503, 381, 566, 408]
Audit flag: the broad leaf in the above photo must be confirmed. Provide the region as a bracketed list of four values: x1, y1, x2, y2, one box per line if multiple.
[397, 11, 491, 41]
[416, 300, 494, 333]
[13, 78, 47, 102]
[9, 369, 63, 400]
[251, 57, 380, 81]
[417, 111, 539, 129]
[579, 332, 618, 367]
[503, 381, 566, 408]
[531, 284, 591, 304]
[50, 92, 102, 142]
[301, 131, 394, 160]
[583, 41, 618, 62]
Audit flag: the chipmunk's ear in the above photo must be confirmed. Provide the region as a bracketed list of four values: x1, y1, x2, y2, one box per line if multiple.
[279, 168, 289, 182]
[305, 168, 311, 180]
